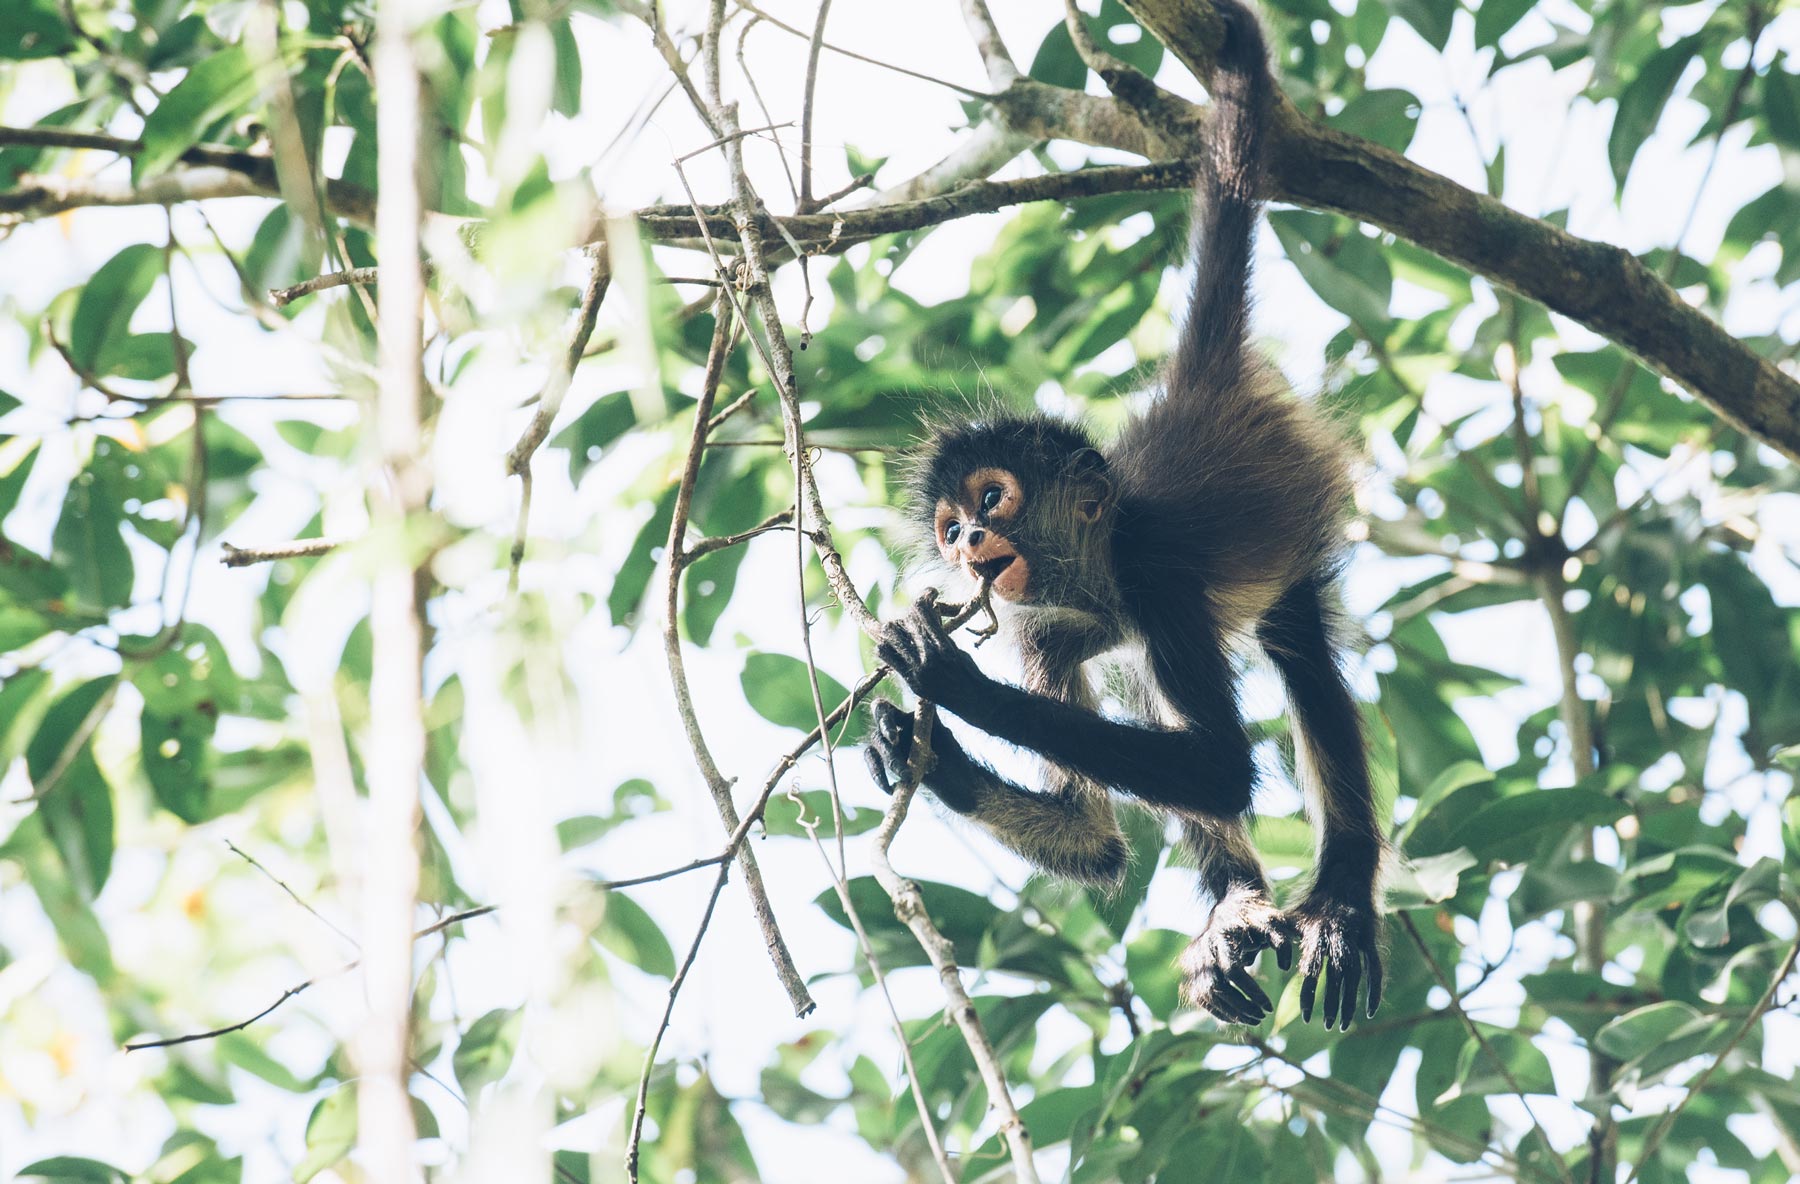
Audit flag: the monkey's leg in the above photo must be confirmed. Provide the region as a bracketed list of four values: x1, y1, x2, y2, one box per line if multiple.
[1176, 816, 1291, 1026]
[1258, 575, 1386, 1029]
[865, 699, 1127, 884]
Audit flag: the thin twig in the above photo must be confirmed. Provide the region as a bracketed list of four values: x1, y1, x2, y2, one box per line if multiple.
[659, 292, 818, 1019]
[270, 266, 379, 306]
[682, 508, 795, 561]
[506, 243, 613, 584]
[796, 0, 834, 212]
[123, 906, 496, 1052]
[225, 839, 359, 951]
[624, 860, 733, 1182]
[220, 538, 346, 567]
[729, 1, 986, 96]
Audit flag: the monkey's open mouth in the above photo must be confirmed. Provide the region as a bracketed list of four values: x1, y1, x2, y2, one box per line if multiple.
[973, 556, 1015, 582]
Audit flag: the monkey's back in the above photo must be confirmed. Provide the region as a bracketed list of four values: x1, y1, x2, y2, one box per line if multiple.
[1106, 360, 1353, 635]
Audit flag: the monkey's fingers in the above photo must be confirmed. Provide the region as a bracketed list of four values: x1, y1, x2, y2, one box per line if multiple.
[1199, 983, 1263, 1027]
[1226, 965, 1273, 1016]
[1295, 929, 1326, 1023]
[1334, 954, 1362, 1031]
[864, 746, 893, 795]
[1363, 947, 1384, 1019]
[1321, 963, 1345, 1031]
[1272, 916, 1298, 972]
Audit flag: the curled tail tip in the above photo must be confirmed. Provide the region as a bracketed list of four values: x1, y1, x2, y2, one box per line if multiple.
[1210, 0, 1273, 96]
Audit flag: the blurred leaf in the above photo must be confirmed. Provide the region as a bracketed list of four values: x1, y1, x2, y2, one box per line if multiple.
[134, 628, 237, 822]
[597, 890, 677, 978]
[294, 1087, 356, 1184]
[26, 676, 117, 897]
[1436, 1030, 1554, 1103]
[16, 1160, 127, 1184]
[137, 48, 265, 181]
[1608, 34, 1703, 189]
[1125, 927, 1188, 1021]
[0, 0, 76, 59]
[1473, 0, 1537, 49]
[452, 1007, 523, 1093]
[1386, 0, 1453, 50]
[68, 244, 163, 378]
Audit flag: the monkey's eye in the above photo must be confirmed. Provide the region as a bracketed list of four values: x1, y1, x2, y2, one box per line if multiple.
[944, 522, 962, 545]
[981, 486, 1004, 513]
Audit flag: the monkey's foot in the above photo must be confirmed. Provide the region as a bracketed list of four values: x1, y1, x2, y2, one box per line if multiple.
[1283, 895, 1384, 1030]
[1179, 887, 1294, 1026]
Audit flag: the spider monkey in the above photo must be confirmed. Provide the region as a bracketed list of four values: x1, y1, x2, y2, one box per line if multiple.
[864, 0, 1384, 1030]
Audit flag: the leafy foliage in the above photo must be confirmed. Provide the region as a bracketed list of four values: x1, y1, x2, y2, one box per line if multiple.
[2, 1, 1798, 1183]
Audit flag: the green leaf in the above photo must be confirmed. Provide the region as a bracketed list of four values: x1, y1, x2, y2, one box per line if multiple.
[1386, 0, 1453, 51]
[1028, 21, 1085, 89]
[597, 890, 677, 978]
[1595, 1001, 1703, 1061]
[52, 468, 134, 613]
[1267, 211, 1393, 329]
[1679, 857, 1781, 949]
[1608, 34, 1704, 189]
[1762, 62, 1800, 152]
[1091, 805, 1165, 937]
[452, 1007, 523, 1093]
[1328, 89, 1420, 154]
[606, 489, 675, 629]
[0, 433, 38, 522]
[27, 677, 118, 896]
[1435, 1030, 1555, 1103]
[740, 652, 867, 745]
[0, 0, 76, 59]
[134, 628, 236, 821]
[1449, 787, 1627, 864]
[137, 47, 265, 181]
[68, 244, 163, 377]
[1473, 0, 1536, 49]
[1387, 848, 1478, 908]
[294, 1087, 356, 1184]
[550, 19, 583, 117]
[1125, 927, 1189, 1021]
[16, 1159, 127, 1184]
[553, 388, 692, 482]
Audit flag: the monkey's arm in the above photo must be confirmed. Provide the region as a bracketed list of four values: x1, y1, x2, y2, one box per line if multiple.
[876, 604, 1254, 820]
[864, 700, 1129, 885]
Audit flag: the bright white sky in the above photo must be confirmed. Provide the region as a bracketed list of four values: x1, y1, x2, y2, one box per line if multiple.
[2, 0, 1798, 1181]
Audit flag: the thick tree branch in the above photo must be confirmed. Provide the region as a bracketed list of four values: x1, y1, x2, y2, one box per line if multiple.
[1115, 0, 1800, 461]
[8, 4, 1793, 462]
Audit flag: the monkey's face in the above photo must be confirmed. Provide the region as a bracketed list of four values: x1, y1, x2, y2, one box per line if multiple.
[932, 467, 1033, 601]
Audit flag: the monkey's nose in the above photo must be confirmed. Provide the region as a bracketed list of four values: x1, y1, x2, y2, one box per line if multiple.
[966, 528, 986, 547]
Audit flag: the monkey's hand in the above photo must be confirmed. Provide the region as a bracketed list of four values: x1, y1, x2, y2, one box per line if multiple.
[876, 601, 985, 713]
[1179, 886, 1295, 1026]
[864, 699, 979, 813]
[1284, 894, 1383, 1030]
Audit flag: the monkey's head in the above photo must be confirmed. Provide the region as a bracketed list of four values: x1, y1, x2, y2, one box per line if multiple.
[907, 414, 1114, 605]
